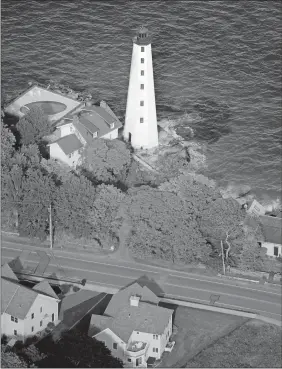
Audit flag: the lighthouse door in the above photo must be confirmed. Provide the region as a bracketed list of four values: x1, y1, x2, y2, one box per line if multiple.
[128, 132, 132, 143]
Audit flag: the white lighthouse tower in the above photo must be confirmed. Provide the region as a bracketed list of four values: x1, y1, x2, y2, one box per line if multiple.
[123, 26, 159, 149]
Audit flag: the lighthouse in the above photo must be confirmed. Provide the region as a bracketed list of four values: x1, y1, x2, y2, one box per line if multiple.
[123, 26, 159, 149]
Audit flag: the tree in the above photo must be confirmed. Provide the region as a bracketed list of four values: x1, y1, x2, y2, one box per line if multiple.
[88, 184, 125, 248]
[1, 165, 25, 230]
[1, 345, 29, 368]
[54, 173, 97, 239]
[159, 173, 220, 216]
[17, 106, 53, 145]
[79, 139, 131, 184]
[1, 121, 16, 168]
[199, 198, 245, 241]
[37, 329, 123, 368]
[125, 186, 211, 264]
[18, 167, 57, 240]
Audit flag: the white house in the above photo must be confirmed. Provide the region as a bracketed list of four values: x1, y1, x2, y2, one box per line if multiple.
[88, 282, 174, 367]
[1, 263, 60, 340]
[259, 215, 282, 257]
[48, 134, 84, 168]
[247, 199, 266, 216]
[48, 100, 122, 167]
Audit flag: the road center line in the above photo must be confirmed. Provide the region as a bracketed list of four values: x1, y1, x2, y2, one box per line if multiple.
[164, 283, 282, 306]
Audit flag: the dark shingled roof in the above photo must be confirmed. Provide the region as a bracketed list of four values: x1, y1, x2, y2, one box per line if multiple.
[59, 290, 100, 320]
[73, 120, 92, 144]
[89, 282, 172, 343]
[90, 303, 173, 343]
[32, 280, 58, 299]
[53, 134, 83, 155]
[260, 215, 282, 244]
[105, 282, 160, 317]
[78, 106, 122, 138]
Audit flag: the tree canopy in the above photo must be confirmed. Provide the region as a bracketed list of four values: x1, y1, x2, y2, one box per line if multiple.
[37, 329, 123, 368]
[17, 106, 53, 145]
[79, 138, 131, 184]
[125, 186, 211, 264]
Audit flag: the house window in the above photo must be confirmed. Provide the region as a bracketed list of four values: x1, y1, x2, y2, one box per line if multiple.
[40, 307, 42, 313]
[31, 326, 34, 332]
[274, 247, 279, 256]
[113, 342, 118, 350]
[110, 123, 114, 129]
[153, 334, 158, 339]
[137, 332, 139, 334]
[153, 347, 159, 353]
[140, 84, 144, 90]
[127, 358, 132, 362]
[52, 313, 54, 322]
[141, 58, 144, 63]
[31, 313, 34, 319]
[141, 70, 144, 76]
[40, 321, 43, 327]
[14, 330, 17, 336]
[92, 132, 98, 138]
[140, 101, 144, 106]
[141, 46, 145, 52]
[140, 118, 144, 123]
[11, 316, 18, 323]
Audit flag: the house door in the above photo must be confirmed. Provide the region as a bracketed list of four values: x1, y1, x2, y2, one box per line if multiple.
[52, 313, 54, 322]
[128, 132, 132, 143]
[274, 246, 278, 256]
[136, 357, 142, 366]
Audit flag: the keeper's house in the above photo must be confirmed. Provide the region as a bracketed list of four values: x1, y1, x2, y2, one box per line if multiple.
[48, 100, 122, 167]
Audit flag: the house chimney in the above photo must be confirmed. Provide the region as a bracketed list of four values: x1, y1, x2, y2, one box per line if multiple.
[86, 100, 93, 107]
[130, 295, 140, 307]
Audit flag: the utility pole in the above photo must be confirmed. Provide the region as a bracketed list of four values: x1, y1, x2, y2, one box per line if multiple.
[49, 204, 53, 250]
[220, 240, 225, 275]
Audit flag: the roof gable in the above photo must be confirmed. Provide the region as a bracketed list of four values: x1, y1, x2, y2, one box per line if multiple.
[51, 134, 83, 155]
[104, 282, 160, 317]
[1, 263, 19, 282]
[32, 280, 58, 299]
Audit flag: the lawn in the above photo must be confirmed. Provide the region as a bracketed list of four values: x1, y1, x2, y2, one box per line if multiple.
[158, 304, 247, 368]
[186, 319, 282, 368]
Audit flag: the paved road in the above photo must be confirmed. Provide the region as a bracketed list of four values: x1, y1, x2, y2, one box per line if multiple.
[1, 240, 281, 321]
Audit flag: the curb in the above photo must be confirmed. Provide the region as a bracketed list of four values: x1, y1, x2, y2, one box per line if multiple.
[161, 298, 257, 319]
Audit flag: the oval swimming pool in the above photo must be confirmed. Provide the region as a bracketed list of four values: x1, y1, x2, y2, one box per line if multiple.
[20, 101, 67, 116]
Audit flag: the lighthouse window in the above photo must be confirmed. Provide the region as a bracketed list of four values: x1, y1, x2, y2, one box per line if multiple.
[141, 70, 144, 76]
[140, 118, 144, 123]
[141, 47, 145, 52]
[140, 84, 144, 90]
[140, 101, 144, 106]
[141, 58, 144, 63]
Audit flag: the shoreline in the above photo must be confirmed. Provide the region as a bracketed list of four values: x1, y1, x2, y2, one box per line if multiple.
[157, 116, 281, 213]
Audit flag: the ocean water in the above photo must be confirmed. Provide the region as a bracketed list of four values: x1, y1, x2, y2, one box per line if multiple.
[2, 0, 281, 206]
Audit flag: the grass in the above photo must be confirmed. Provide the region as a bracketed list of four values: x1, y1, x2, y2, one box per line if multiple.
[158, 305, 246, 368]
[186, 319, 282, 368]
